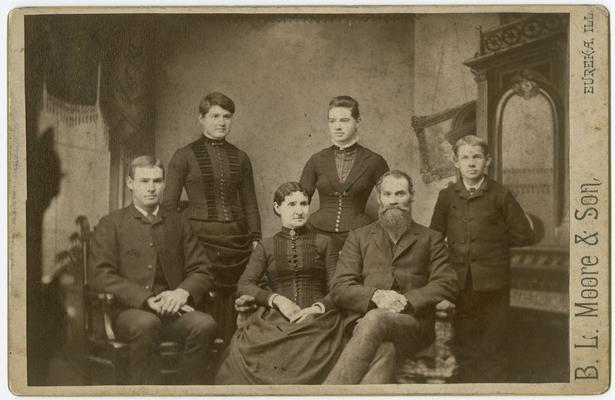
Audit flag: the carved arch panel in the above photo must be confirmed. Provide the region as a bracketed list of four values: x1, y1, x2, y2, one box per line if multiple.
[494, 69, 567, 246]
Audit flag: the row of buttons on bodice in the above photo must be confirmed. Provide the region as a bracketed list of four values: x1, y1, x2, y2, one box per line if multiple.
[333, 191, 349, 232]
[288, 229, 300, 304]
[211, 142, 230, 221]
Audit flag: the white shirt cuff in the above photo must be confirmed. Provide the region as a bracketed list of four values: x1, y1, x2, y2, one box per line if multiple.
[268, 293, 279, 308]
[312, 302, 326, 313]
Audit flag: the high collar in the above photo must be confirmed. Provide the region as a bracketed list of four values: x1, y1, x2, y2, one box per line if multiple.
[200, 134, 227, 146]
[280, 225, 310, 238]
[330, 137, 359, 151]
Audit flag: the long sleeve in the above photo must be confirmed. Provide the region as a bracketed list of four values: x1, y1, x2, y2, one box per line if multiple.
[502, 190, 535, 247]
[429, 190, 448, 235]
[238, 154, 262, 240]
[88, 216, 151, 308]
[176, 219, 214, 307]
[162, 149, 189, 211]
[403, 231, 458, 315]
[313, 236, 339, 311]
[330, 230, 378, 314]
[237, 242, 274, 307]
[299, 155, 318, 203]
[373, 154, 390, 184]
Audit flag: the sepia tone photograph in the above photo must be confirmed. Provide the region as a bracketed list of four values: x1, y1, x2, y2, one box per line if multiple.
[6, 4, 610, 396]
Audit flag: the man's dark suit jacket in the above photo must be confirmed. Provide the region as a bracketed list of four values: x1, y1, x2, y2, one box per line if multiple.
[331, 220, 458, 325]
[89, 204, 214, 310]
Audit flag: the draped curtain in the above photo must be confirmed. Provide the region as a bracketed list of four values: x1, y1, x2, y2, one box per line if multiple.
[25, 14, 157, 384]
[37, 14, 156, 148]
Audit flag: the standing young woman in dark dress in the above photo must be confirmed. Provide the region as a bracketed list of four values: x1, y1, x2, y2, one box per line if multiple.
[215, 182, 348, 384]
[300, 96, 389, 252]
[163, 92, 261, 343]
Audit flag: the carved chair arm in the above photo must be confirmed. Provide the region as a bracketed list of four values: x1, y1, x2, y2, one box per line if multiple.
[234, 295, 258, 327]
[84, 287, 118, 341]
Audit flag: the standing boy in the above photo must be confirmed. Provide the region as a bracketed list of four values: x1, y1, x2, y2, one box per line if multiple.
[430, 135, 534, 382]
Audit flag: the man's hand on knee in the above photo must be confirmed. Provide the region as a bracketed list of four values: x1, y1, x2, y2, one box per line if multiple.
[146, 296, 163, 314]
[154, 288, 190, 316]
[371, 290, 408, 313]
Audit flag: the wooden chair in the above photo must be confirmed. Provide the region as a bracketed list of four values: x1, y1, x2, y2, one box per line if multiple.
[77, 216, 224, 385]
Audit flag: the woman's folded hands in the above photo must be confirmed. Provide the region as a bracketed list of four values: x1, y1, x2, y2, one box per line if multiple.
[271, 295, 324, 323]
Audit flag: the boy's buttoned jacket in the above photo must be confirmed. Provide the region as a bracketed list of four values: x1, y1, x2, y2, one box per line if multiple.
[430, 178, 534, 291]
[89, 204, 214, 309]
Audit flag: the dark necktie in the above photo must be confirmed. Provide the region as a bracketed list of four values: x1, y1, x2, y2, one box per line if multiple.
[468, 187, 476, 195]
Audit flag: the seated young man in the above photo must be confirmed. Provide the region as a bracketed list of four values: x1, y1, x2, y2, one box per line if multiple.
[89, 155, 217, 384]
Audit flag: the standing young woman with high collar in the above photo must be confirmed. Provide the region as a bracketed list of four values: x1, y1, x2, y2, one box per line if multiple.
[163, 92, 261, 343]
[300, 95, 389, 252]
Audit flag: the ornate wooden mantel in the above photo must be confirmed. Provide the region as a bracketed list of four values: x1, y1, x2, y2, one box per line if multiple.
[463, 15, 570, 315]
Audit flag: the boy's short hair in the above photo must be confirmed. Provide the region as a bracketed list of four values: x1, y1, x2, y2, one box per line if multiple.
[199, 92, 235, 116]
[376, 170, 415, 198]
[128, 155, 165, 179]
[453, 135, 489, 157]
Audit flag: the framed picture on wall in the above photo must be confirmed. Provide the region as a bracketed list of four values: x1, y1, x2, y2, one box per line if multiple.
[412, 100, 476, 183]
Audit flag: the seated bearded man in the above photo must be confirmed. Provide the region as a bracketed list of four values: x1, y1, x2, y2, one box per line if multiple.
[324, 170, 458, 384]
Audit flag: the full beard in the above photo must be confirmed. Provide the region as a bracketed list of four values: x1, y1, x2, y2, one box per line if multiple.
[378, 205, 411, 231]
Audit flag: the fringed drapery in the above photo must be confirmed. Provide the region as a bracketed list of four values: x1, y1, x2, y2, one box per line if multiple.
[30, 14, 157, 148]
[42, 92, 100, 128]
[100, 18, 156, 148]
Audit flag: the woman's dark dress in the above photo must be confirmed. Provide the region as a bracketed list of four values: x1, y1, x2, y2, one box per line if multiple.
[300, 143, 389, 251]
[215, 227, 347, 384]
[163, 135, 261, 342]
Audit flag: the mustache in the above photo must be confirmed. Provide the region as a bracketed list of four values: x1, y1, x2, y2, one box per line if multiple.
[379, 204, 410, 213]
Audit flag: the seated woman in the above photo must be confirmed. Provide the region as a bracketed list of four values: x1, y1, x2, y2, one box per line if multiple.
[215, 182, 348, 384]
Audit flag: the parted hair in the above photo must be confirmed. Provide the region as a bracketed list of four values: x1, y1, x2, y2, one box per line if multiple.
[272, 182, 309, 216]
[128, 155, 165, 179]
[328, 95, 360, 120]
[453, 134, 490, 157]
[199, 92, 235, 116]
[376, 170, 415, 198]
